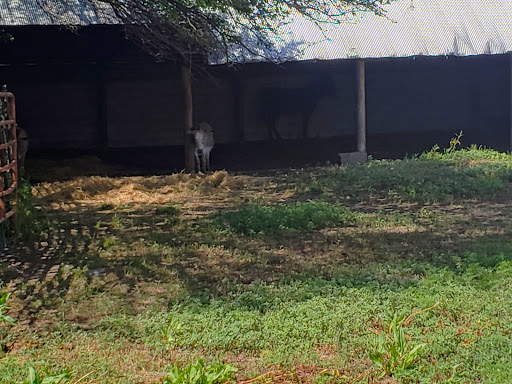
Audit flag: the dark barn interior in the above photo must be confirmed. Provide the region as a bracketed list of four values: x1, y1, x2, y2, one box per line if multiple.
[0, 24, 510, 176]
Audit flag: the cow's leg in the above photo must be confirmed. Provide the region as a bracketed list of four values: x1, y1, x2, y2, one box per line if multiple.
[301, 111, 313, 139]
[205, 150, 210, 172]
[269, 116, 282, 140]
[264, 115, 274, 141]
[201, 152, 207, 173]
[194, 151, 200, 173]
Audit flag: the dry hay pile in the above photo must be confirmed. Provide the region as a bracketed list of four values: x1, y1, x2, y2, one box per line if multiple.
[33, 171, 257, 208]
[29, 156, 128, 181]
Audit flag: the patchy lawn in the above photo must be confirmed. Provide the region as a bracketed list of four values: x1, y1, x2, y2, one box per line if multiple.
[1, 146, 512, 383]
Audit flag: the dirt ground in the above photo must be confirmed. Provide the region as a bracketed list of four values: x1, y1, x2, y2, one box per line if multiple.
[4, 165, 512, 320]
[24, 131, 485, 182]
[2, 151, 512, 383]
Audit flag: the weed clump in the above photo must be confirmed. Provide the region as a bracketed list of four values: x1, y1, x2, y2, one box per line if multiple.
[369, 310, 430, 379]
[22, 366, 71, 384]
[164, 359, 237, 384]
[300, 140, 512, 203]
[215, 201, 356, 235]
[0, 292, 15, 326]
[6, 178, 45, 241]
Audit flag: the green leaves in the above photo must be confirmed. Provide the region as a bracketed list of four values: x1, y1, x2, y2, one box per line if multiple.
[100, 0, 389, 66]
[164, 359, 237, 384]
[0, 292, 16, 326]
[23, 367, 70, 384]
[370, 312, 427, 379]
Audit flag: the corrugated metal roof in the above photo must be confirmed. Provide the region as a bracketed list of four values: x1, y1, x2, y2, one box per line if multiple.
[0, 0, 118, 25]
[217, 0, 512, 63]
[1, 0, 511, 62]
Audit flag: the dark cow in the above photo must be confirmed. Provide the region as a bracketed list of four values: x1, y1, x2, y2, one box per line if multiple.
[259, 77, 336, 140]
[16, 126, 28, 170]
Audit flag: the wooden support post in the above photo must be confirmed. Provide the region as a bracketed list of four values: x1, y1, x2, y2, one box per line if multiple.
[182, 65, 195, 172]
[356, 59, 367, 153]
[510, 53, 512, 152]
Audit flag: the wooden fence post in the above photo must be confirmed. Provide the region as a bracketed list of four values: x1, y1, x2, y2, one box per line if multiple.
[357, 59, 367, 153]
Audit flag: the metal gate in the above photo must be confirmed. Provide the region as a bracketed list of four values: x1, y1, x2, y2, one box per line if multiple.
[0, 91, 18, 235]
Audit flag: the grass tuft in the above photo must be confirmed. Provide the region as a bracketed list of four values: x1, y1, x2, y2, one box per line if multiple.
[214, 201, 356, 235]
[301, 149, 512, 203]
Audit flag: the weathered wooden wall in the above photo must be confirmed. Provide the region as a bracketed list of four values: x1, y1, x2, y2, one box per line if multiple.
[234, 54, 510, 148]
[0, 25, 509, 156]
[104, 67, 183, 148]
[0, 65, 100, 149]
[365, 55, 510, 148]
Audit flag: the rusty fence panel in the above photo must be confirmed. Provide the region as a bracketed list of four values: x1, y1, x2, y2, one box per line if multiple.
[0, 92, 17, 226]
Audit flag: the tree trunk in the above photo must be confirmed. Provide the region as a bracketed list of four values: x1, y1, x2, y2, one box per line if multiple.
[182, 64, 195, 172]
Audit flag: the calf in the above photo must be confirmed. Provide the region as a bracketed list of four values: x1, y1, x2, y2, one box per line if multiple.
[16, 126, 28, 170]
[259, 77, 336, 140]
[192, 122, 214, 173]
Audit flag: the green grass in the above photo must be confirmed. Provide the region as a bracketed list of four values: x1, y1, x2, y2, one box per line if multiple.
[7, 255, 511, 382]
[3, 144, 512, 383]
[98, 258, 512, 382]
[155, 204, 181, 226]
[214, 201, 357, 235]
[300, 146, 512, 203]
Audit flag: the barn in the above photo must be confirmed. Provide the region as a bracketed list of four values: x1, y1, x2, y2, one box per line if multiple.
[0, 0, 511, 172]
